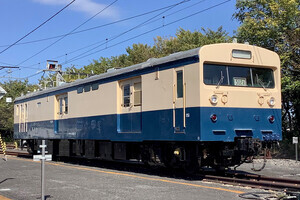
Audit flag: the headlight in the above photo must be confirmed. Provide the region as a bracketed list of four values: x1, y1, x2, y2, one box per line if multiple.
[210, 95, 218, 104]
[268, 97, 275, 106]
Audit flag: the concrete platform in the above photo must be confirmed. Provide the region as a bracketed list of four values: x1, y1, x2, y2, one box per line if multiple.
[0, 156, 264, 200]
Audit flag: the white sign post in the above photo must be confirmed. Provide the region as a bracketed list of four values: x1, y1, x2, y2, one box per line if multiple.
[0, 86, 6, 100]
[33, 140, 52, 200]
[293, 137, 298, 162]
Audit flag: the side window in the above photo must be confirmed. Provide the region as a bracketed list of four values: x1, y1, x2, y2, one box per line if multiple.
[25, 103, 28, 132]
[57, 94, 68, 115]
[134, 82, 142, 106]
[92, 83, 99, 90]
[77, 87, 83, 94]
[59, 98, 63, 114]
[84, 85, 91, 92]
[25, 104, 28, 119]
[176, 71, 183, 98]
[16, 105, 19, 116]
[64, 97, 68, 114]
[20, 104, 23, 119]
[123, 84, 130, 107]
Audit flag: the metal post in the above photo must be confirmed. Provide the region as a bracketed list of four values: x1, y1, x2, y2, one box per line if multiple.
[41, 140, 45, 200]
[293, 137, 299, 162]
[296, 143, 298, 162]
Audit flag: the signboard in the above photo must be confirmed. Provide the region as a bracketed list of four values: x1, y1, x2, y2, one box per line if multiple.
[293, 137, 298, 144]
[6, 97, 12, 103]
[33, 154, 52, 161]
[0, 86, 6, 100]
[233, 77, 247, 86]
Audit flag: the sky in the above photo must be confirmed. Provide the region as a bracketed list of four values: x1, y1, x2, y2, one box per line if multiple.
[0, 0, 239, 84]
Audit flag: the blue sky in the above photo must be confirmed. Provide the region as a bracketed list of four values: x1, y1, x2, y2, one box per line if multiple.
[0, 0, 239, 84]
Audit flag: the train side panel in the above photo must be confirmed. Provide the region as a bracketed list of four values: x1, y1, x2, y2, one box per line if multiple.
[14, 58, 202, 142]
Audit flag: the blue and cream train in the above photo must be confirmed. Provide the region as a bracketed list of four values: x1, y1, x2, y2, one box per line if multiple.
[14, 43, 282, 170]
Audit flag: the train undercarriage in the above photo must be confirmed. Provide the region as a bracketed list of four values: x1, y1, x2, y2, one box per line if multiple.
[26, 137, 264, 172]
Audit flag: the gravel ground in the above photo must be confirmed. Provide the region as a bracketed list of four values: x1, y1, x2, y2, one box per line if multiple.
[235, 159, 300, 180]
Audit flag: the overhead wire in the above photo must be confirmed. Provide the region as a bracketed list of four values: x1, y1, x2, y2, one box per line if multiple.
[0, 0, 76, 55]
[41, 0, 192, 61]
[64, 0, 231, 64]
[0, 0, 118, 77]
[11, 0, 231, 80]
[16, 0, 119, 67]
[3, 0, 202, 72]
[0, 2, 193, 48]
[63, 0, 190, 65]
[142, 0, 207, 27]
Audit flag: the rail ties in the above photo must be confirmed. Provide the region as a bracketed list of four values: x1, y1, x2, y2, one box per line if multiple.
[203, 173, 300, 191]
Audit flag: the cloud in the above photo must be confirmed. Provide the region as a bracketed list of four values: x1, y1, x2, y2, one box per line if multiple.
[32, 0, 119, 19]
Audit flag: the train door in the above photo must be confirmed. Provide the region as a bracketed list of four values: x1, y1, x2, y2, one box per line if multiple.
[173, 68, 186, 133]
[54, 93, 68, 134]
[119, 77, 142, 133]
[19, 103, 28, 132]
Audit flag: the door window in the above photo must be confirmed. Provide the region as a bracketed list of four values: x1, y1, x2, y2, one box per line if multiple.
[176, 71, 183, 98]
[123, 84, 130, 107]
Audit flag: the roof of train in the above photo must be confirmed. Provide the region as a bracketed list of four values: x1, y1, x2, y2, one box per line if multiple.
[15, 47, 201, 102]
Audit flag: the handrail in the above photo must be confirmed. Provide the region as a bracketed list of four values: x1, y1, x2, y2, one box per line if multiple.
[173, 83, 176, 128]
[183, 82, 186, 128]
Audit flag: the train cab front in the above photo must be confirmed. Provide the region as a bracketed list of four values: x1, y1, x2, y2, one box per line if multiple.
[197, 43, 282, 168]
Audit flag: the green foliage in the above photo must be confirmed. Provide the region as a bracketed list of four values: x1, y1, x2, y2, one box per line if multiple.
[0, 80, 37, 136]
[234, 0, 300, 140]
[62, 27, 231, 79]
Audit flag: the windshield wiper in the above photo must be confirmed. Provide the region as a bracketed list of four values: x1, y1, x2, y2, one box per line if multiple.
[256, 74, 267, 91]
[216, 71, 224, 89]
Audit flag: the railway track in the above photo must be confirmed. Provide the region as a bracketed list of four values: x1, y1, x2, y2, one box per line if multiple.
[1, 149, 299, 193]
[202, 172, 300, 191]
[0, 148, 30, 157]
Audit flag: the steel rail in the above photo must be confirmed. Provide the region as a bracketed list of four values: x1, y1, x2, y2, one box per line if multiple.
[202, 173, 300, 191]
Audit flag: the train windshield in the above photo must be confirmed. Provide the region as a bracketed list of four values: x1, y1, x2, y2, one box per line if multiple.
[203, 64, 275, 88]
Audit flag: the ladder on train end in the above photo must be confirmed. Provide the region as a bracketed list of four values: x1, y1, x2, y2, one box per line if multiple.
[0, 134, 7, 161]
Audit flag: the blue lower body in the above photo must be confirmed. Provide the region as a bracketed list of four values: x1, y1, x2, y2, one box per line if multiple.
[14, 107, 281, 142]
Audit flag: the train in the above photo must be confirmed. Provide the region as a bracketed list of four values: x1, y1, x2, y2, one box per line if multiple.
[14, 43, 282, 171]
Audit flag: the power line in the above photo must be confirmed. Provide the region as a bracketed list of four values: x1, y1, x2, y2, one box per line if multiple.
[3, 0, 200, 73]
[64, 0, 231, 64]
[64, 0, 190, 64]
[16, 0, 119, 66]
[143, 0, 207, 27]
[0, 66, 19, 71]
[0, 2, 191, 48]
[8, 0, 231, 80]
[0, 0, 76, 55]
[50, 0, 204, 64]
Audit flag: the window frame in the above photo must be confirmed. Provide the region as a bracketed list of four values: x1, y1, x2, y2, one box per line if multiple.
[176, 70, 183, 98]
[122, 84, 131, 107]
[203, 63, 275, 89]
[133, 82, 142, 106]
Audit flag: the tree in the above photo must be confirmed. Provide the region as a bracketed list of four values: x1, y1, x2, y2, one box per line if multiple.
[0, 80, 38, 139]
[233, 0, 300, 139]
